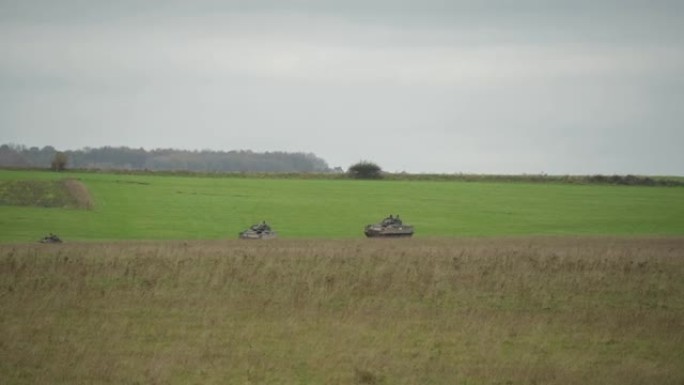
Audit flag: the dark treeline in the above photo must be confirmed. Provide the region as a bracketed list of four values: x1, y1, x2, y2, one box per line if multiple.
[0, 144, 330, 173]
[382, 173, 684, 186]
[1, 144, 681, 186]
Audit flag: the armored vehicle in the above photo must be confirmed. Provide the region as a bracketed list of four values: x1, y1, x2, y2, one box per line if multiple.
[39, 233, 63, 243]
[239, 221, 277, 239]
[364, 214, 414, 237]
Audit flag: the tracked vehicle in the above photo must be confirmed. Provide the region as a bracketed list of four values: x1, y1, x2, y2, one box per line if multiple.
[239, 221, 277, 239]
[39, 233, 63, 243]
[364, 215, 414, 237]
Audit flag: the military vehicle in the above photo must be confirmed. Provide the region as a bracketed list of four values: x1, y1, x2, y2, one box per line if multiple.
[364, 214, 414, 237]
[39, 233, 63, 243]
[239, 221, 277, 239]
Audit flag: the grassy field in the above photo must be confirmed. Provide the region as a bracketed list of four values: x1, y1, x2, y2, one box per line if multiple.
[1, 169, 683, 242]
[2, 170, 683, 383]
[1, 237, 683, 384]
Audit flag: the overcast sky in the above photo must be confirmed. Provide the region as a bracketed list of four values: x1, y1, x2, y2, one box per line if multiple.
[2, 0, 683, 174]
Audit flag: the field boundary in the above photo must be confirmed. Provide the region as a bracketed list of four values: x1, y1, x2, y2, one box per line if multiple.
[2, 167, 683, 186]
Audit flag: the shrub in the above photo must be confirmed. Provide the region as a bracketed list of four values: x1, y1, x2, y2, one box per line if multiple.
[348, 161, 383, 179]
[51, 152, 68, 172]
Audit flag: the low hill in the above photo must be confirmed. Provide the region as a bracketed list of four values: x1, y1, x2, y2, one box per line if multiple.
[0, 178, 92, 209]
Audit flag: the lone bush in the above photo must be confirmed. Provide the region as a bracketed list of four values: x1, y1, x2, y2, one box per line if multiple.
[348, 161, 383, 179]
[51, 152, 68, 172]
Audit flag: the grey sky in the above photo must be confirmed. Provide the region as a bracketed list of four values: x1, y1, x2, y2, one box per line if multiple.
[2, 0, 683, 174]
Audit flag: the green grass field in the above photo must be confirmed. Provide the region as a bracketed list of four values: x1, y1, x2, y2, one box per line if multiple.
[1, 169, 683, 242]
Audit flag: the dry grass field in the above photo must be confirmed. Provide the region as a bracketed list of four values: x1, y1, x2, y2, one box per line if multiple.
[1, 237, 683, 384]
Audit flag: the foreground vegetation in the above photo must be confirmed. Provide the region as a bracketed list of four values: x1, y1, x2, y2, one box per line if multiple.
[1, 170, 683, 243]
[1, 237, 682, 384]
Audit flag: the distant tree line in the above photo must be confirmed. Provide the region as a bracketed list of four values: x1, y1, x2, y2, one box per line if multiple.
[0, 144, 330, 173]
[380, 173, 684, 186]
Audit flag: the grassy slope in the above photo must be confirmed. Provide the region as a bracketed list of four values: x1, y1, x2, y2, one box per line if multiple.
[0, 169, 683, 242]
[1, 238, 683, 384]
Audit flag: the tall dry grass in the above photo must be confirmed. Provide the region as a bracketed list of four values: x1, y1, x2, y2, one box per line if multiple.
[1, 237, 683, 384]
[63, 178, 93, 210]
